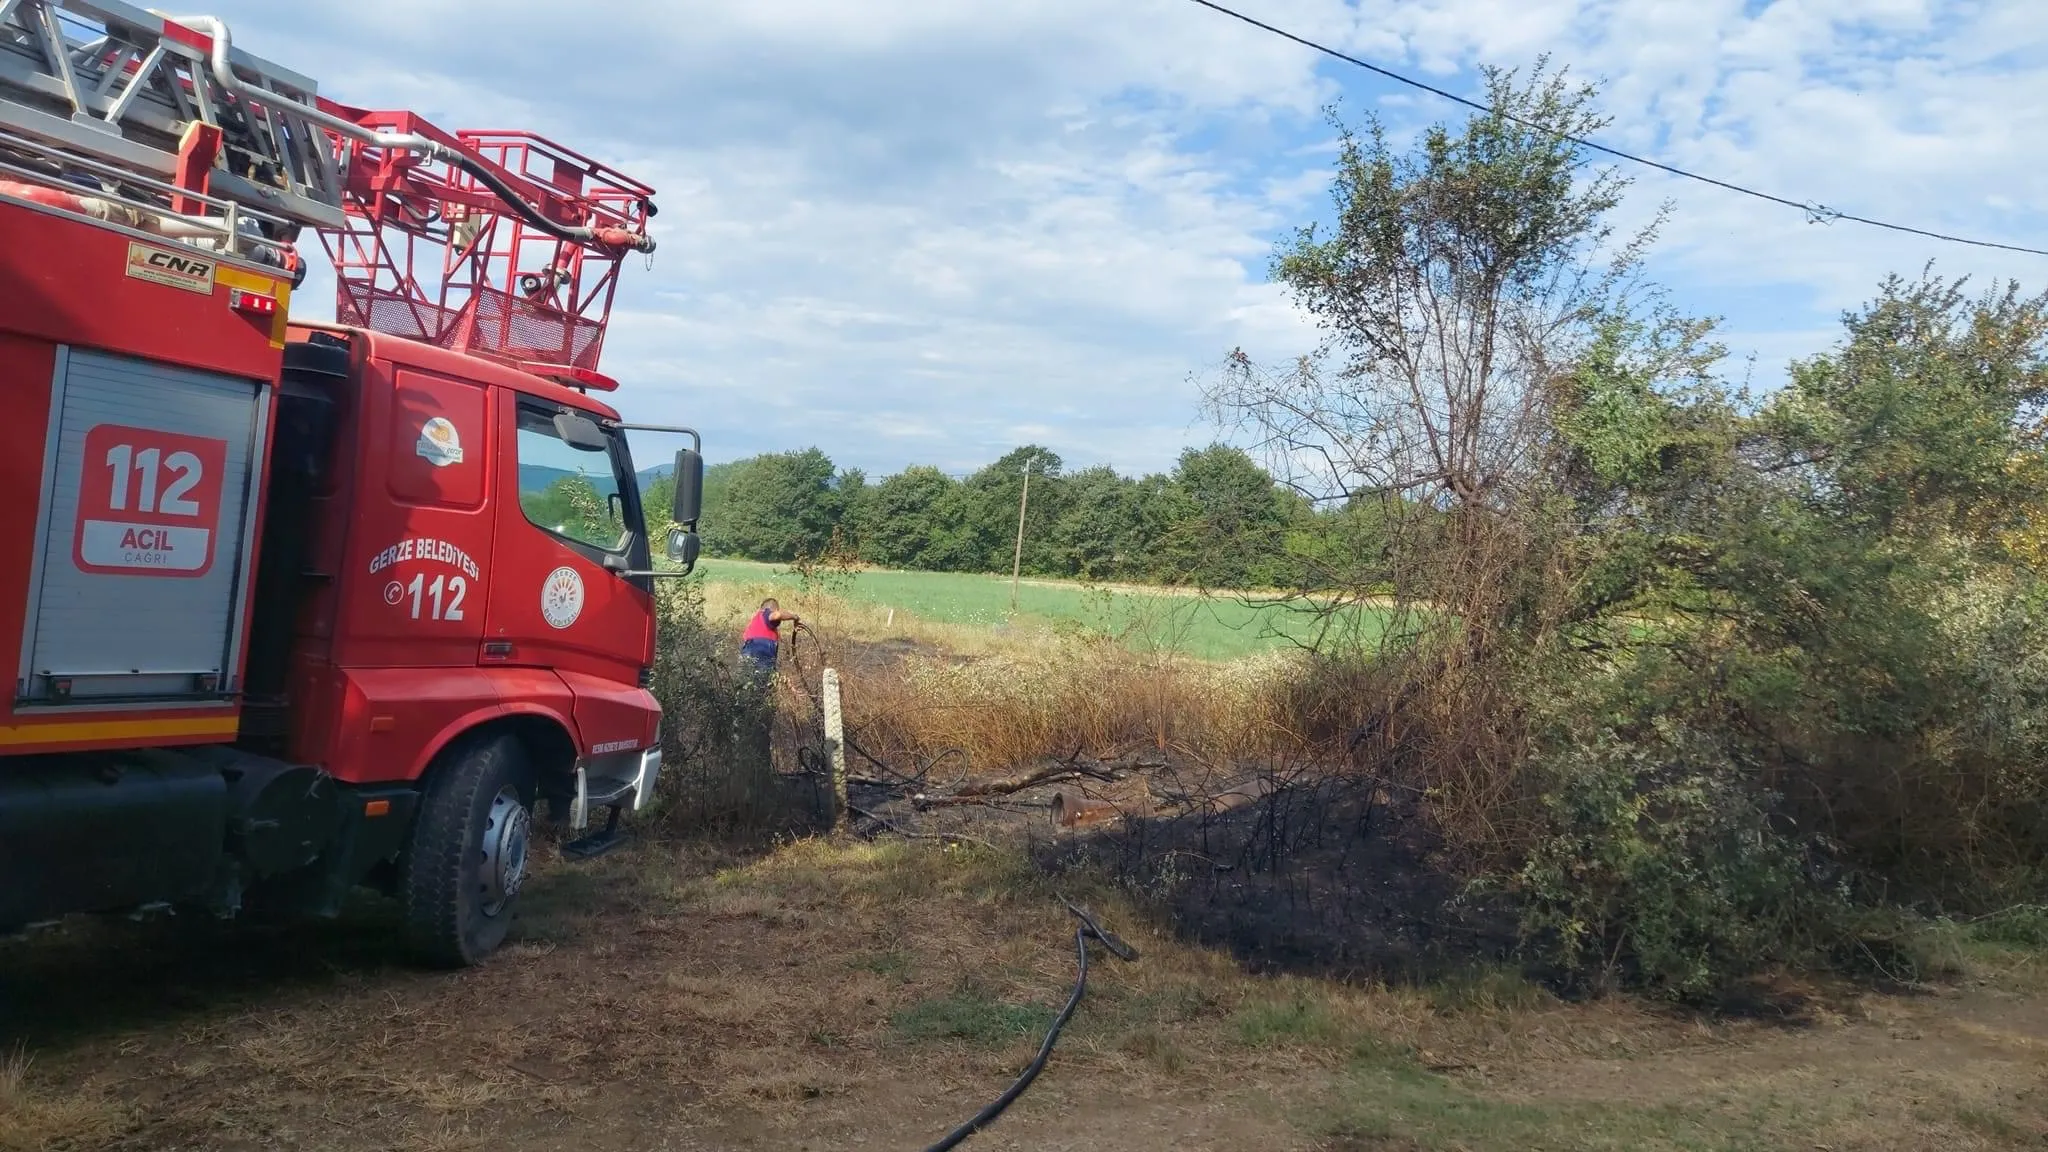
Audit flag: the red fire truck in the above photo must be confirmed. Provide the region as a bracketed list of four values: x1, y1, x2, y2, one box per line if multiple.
[0, 1, 702, 966]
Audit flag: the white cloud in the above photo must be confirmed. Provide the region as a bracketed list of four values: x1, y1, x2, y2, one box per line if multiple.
[184, 0, 2046, 478]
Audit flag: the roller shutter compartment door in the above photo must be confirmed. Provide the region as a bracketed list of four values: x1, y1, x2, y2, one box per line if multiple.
[18, 347, 267, 704]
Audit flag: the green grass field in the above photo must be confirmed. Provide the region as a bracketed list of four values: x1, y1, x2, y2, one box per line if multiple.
[692, 557, 1395, 661]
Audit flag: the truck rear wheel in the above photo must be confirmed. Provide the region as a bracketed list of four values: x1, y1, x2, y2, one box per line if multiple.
[399, 732, 535, 967]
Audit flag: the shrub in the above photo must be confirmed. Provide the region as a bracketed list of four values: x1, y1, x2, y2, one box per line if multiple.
[648, 580, 805, 836]
[1508, 716, 1821, 1000]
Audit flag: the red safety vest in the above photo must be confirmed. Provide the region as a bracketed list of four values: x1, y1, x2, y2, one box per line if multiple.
[741, 609, 778, 643]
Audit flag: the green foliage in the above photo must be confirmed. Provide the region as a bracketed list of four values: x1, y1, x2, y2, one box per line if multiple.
[1253, 58, 1646, 517]
[700, 447, 843, 562]
[520, 473, 623, 551]
[849, 464, 976, 570]
[1761, 272, 2048, 541]
[647, 580, 783, 834]
[642, 471, 676, 532]
[1049, 464, 1164, 579]
[1151, 444, 1306, 589]
[1509, 710, 1818, 1000]
[1512, 277, 2048, 997]
[1966, 904, 2048, 948]
[1502, 274, 2048, 997]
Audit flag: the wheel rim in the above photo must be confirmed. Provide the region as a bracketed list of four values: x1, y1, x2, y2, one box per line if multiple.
[478, 785, 530, 918]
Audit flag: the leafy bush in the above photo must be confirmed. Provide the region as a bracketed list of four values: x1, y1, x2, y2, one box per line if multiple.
[1509, 712, 1821, 1000]
[1968, 904, 2048, 949]
[647, 580, 788, 835]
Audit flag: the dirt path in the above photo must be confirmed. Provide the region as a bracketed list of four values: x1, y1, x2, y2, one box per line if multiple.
[2, 838, 2043, 1152]
[0, 844, 1316, 1152]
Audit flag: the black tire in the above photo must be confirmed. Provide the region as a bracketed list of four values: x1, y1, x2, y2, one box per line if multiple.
[399, 732, 536, 968]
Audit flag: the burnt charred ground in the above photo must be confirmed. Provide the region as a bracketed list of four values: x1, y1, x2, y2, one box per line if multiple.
[0, 819, 2044, 1152]
[833, 748, 1519, 986]
[1031, 775, 1520, 987]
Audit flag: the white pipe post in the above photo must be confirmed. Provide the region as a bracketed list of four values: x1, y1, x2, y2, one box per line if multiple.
[1010, 459, 1035, 615]
[822, 667, 847, 830]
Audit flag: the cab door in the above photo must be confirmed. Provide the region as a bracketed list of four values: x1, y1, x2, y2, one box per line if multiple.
[481, 392, 654, 709]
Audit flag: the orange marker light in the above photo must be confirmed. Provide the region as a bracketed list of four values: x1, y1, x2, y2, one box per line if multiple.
[364, 800, 391, 818]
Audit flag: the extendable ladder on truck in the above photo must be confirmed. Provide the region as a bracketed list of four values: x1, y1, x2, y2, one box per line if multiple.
[0, 0, 347, 230]
[2, 0, 658, 382]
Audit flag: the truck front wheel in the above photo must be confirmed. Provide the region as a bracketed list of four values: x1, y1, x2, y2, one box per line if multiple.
[399, 732, 536, 967]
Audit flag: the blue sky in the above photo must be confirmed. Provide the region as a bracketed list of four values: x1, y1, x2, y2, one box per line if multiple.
[191, 0, 2046, 478]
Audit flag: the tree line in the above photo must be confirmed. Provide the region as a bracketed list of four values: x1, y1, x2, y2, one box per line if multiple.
[647, 441, 1405, 590]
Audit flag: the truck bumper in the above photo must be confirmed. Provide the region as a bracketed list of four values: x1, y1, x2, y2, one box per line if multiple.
[631, 745, 662, 812]
[566, 744, 663, 831]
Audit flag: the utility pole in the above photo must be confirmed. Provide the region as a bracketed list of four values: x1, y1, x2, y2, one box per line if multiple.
[1010, 458, 1035, 615]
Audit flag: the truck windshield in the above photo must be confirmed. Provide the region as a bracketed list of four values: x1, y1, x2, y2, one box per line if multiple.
[514, 402, 634, 555]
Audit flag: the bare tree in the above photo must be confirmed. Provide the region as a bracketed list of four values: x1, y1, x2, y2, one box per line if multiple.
[1214, 60, 1660, 509]
[1204, 60, 1716, 642]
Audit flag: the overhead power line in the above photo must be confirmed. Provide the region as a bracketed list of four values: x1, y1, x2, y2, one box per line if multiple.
[1185, 0, 2048, 258]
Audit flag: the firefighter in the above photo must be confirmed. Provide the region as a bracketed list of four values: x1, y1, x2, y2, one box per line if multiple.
[739, 597, 801, 676]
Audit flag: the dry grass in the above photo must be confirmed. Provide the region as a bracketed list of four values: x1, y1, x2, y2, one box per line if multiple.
[698, 575, 1482, 792]
[847, 640, 1306, 771]
[0, 1045, 128, 1151]
[700, 579, 1338, 775]
[668, 840, 2048, 1152]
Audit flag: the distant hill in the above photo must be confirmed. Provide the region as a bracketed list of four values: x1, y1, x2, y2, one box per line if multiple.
[517, 462, 673, 493]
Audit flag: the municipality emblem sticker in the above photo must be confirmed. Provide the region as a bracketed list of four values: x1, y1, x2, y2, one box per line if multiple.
[416, 417, 464, 467]
[541, 566, 584, 629]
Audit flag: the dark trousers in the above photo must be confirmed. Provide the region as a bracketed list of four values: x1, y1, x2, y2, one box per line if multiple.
[739, 638, 778, 678]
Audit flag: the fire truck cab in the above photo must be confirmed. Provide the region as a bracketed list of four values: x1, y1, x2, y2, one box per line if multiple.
[0, 2, 700, 966]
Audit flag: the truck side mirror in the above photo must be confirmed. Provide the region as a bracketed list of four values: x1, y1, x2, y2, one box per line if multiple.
[672, 447, 703, 525]
[664, 525, 701, 570]
[553, 411, 608, 452]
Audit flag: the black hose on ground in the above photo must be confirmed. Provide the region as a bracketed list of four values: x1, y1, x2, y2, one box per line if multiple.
[778, 621, 815, 695]
[769, 623, 1139, 1149]
[920, 900, 1138, 1152]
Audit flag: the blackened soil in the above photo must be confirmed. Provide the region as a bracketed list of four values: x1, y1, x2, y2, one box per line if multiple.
[1035, 777, 1520, 985]
[836, 745, 1521, 987]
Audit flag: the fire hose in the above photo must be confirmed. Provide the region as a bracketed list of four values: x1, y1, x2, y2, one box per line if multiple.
[919, 899, 1138, 1152]
[774, 624, 1142, 1149]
